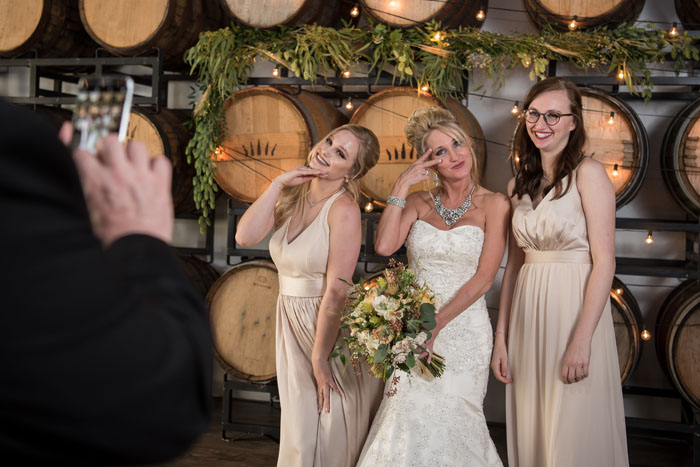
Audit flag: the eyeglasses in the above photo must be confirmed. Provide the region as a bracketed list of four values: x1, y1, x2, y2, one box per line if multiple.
[523, 109, 575, 126]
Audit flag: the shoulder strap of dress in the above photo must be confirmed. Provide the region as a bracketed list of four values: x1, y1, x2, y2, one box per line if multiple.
[320, 188, 347, 223]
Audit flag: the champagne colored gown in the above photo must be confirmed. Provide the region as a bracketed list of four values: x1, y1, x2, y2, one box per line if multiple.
[269, 189, 383, 467]
[507, 171, 628, 467]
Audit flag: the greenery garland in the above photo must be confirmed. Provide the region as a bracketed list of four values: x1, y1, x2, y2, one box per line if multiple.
[184, 21, 697, 231]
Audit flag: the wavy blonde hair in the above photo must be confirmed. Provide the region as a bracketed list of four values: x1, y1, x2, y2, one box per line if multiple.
[404, 106, 479, 186]
[274, 124, 380, 229]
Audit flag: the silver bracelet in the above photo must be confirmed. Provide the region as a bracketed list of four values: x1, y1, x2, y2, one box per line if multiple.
[386, 195, 406, 209]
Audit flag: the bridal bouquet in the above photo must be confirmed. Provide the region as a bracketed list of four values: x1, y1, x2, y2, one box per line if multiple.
[333, 259, 446, 390]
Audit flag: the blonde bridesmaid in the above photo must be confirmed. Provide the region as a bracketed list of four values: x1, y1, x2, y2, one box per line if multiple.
[235, 125, 383, 467]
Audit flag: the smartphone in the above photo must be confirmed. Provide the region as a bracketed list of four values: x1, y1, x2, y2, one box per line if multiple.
[72, 74, 134, 152]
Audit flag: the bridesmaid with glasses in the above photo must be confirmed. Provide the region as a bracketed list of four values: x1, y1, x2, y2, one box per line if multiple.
[491, 77, 628, 467]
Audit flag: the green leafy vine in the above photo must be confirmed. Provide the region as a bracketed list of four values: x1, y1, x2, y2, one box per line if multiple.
[184, 21, 698, 231]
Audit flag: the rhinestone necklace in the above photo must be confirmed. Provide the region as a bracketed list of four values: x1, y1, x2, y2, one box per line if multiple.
[434, 184, 476, 226]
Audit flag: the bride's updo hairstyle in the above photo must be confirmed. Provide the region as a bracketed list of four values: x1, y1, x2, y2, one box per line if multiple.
[274, 124, 380, 229]
[404, 106, 479, 186]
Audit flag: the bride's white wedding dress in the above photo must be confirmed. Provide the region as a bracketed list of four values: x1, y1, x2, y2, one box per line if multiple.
[357, 220, 503, 467]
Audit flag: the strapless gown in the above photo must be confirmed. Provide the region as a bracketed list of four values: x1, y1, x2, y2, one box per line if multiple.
[357, 219, 503, 467]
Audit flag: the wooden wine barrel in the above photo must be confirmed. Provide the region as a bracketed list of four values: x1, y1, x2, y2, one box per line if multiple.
[79, 0, 222, 67]
[610, 277, 643, 383]
[127, 108, 196, 214]
[179, 255, 220, 300]
[660, 97, 700, 217]
[219, 0, 343, 28]
[360, 0, 486, 29]
[0, 0, 95, 58]
[523, 0, 644, 31]
[214, 86, 347, 203]
[207, 260, 279, 382]
[675, 0, 700, 30]
[511, 87, 648, 210]
[349, 87, 486, 204]
[656, 279, 700, 410]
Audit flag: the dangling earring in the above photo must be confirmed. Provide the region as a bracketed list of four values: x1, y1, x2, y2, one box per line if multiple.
[433, 170, 440, 187]
[344, 175, 349, 184]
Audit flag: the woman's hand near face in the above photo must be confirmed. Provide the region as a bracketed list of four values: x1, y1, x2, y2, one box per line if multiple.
[274, 165, 325, 188]
[392, 148, 442, 197]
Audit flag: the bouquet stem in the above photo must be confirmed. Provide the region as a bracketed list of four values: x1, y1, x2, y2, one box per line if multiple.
[418, 352, 446, 378]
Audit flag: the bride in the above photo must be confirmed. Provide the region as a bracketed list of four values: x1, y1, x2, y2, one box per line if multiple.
[357, 107, 508, 466]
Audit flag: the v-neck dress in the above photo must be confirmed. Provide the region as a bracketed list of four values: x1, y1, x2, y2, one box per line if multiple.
[506, 172, 628, 467]
[269, 190, 383, 467]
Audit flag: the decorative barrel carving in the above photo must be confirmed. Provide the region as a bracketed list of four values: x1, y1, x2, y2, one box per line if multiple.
[350, 87, 486, 204]
[523, 0, 645, 31]
[656, 279, 700, 410]
[207, 260, 279, 383]
[511, 87, 648, 210]
[214, 86, 347, 203]
[359, 0, 487, 29]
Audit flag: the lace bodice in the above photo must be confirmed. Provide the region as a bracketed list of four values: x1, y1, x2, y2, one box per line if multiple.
[406, 220, 484, 309]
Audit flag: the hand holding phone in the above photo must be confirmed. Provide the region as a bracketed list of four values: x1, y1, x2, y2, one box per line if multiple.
[72, 75, 134, 152]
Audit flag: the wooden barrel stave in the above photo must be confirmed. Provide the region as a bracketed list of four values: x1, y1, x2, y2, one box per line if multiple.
[511, 87, 648, 210]
[675, 0, 700, 30]
[349, 87, 485, 204]
[127, 108, 196, 214]
[207, 260, 279, 382]
[179, 255, 220, 300]
[360, 0, 486, 29]
[610, 277, 643, 383]
[655, 279, 700, 410]
[79, 0, 223, 67]
[661, 97, 700, 217]
[219, 0, 343, 28]
[0, 0, 96, 58]
[523, 0, 645, 31]
[214, 86, 348, 203]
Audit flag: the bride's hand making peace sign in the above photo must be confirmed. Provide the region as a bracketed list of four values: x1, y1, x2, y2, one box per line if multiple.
[391, 148, 442, 196]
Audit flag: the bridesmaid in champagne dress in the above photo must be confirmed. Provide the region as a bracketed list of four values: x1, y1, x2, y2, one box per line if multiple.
[235, 125, 383, 467]
[491, 78, 628, 467]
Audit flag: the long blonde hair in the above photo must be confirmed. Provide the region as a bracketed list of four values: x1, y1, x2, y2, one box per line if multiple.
[273, 124, 380, 229]
[404, 106, 479, 186]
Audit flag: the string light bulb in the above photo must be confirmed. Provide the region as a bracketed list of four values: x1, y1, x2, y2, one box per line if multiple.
[568, 16, 578, 31]
[272, 67, 279, 77]
[345, 98, 354, 110]
[608, 111, 615, 125]
[612, 163, 619, 177]
[364, 202, 374, 212]
[645, 231, 654, 245]
[420, 84, 429, 92]
[434, 31, 442, 41]
[389, 0, 397, 7]
[514, 154, 520, 164]
[615, 287, 623, 295]
[617, 68, 625, 81]
[343, 70, 351, 78]
[476, 9, 485, 21]
[350, 5, 359, 17]
[511, 101, 519, 114]
[641, 329, 651, 341]
[670, 22, 678, 37]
